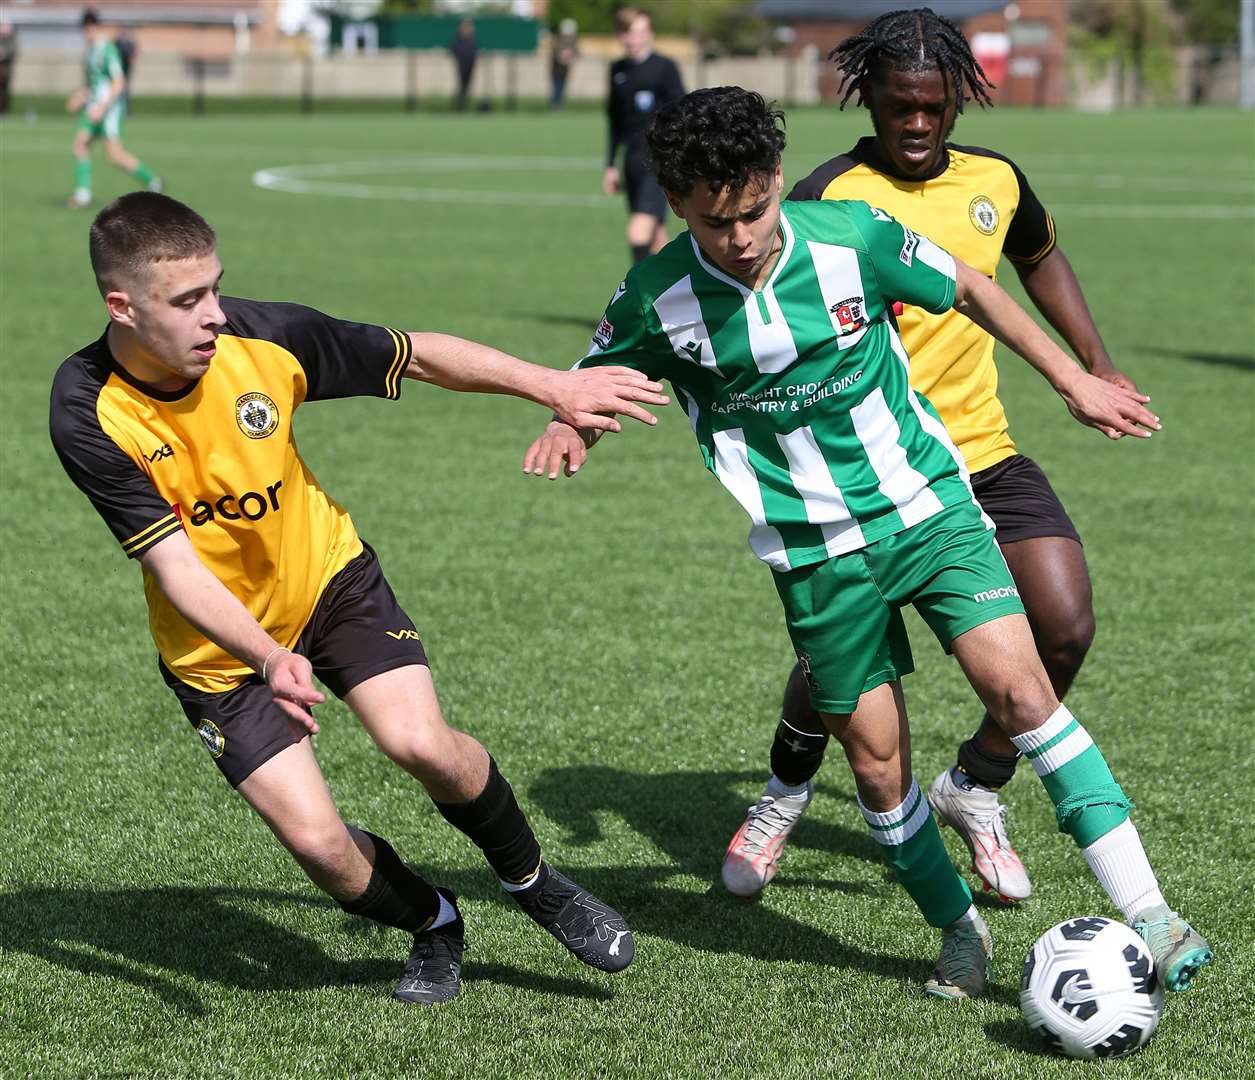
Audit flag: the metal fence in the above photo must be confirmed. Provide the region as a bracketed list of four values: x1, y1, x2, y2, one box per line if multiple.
[6, 47, 825, 113]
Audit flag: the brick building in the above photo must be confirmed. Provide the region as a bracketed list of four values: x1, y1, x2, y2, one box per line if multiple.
[0, 1, 276, 59]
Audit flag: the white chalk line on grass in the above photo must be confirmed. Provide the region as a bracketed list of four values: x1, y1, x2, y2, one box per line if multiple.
[253, 161, 1254, 218]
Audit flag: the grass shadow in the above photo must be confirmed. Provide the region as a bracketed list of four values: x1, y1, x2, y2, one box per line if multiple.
[984, 1017, 1063, 1057]
[1138, 345, 1254, 372]
[0, 883, 612, 1016]
[523, 765, 943, 989]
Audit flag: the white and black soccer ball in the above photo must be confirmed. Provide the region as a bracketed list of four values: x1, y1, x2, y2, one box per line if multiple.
[1020, 916, 1163, 1059]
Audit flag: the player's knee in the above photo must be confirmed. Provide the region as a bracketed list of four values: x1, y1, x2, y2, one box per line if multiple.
[984, 674, 1057, 734]
[279, 819, 353, 869]
[781, 663, 823, 733]
[1036, 610, 1095, 683]
[842, 748, 905, 805]
[104, 142, 127, 165]
[383, 729, 465, 785]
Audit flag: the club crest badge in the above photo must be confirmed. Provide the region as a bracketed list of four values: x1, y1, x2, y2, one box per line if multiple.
[829, 295, 867, 335]
[969, 195, 999, 235]
[235, 392, 279, 439]
[196, 718, 226, 758]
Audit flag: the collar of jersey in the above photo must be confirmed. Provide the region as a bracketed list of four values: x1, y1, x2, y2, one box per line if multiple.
[689, 209, 794, 297]
[100, 328, 202, 402]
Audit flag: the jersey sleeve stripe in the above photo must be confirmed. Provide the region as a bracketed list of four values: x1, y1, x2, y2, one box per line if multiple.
[1007, 211, 1056, 266]
[383, 327, 411, 400]
[122, 513, 182, 556]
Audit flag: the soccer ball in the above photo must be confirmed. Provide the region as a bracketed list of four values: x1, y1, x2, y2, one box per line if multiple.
[1020, 916, 1163, 1059]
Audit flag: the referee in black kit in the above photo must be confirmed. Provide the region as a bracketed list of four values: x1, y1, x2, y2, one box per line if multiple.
[602, 6, 684, 264]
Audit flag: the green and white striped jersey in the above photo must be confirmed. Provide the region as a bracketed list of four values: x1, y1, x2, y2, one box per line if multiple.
[577, 199, 984, 572]
[85, 41, 124, 105]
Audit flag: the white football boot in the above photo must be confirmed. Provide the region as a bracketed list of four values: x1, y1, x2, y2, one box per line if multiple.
[721, 780, 813, 898]
[928, 767, 1031, 903]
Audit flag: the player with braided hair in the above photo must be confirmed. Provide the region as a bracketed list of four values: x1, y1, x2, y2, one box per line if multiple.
[719, 11, 1190, 957]
[830, 5, 994, 113]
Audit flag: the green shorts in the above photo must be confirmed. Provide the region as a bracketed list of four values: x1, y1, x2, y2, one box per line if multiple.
[772, 499, 1026, 714]
[79, 101, 124, 141]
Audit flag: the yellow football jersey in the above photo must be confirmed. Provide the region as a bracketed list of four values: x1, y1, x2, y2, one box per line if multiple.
[789, 138, 1056, 474]
[51, 298, 413, 692]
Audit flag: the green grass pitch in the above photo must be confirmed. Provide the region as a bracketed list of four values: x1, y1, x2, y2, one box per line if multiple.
[1, 103, 1252, 1078]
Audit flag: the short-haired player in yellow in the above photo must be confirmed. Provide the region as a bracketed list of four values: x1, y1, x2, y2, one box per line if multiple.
[50, 192, 669, 1005]
[722, 9, 1162, 914]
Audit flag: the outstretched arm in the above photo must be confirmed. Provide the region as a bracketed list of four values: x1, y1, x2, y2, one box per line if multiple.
[953, 261, 1160, 440]
[403, 332, 667, 433]
[141, 531, 325, 732]
[1015, 246, 1138, 392]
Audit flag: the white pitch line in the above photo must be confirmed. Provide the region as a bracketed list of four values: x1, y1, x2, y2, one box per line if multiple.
[252, 163, 1254, 218]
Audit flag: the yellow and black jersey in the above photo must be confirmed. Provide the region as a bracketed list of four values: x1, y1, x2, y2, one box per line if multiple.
[788, 137, 1056, 474]
[50, 297, 413, 693]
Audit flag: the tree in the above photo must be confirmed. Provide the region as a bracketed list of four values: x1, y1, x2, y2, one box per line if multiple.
[1070, 0, 1180, 105]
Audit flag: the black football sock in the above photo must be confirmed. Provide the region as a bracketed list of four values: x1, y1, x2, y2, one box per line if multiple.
[434, 757, 543, 886]
[631, 243, 650, 264]
[337, 831, 443, 933]
[955, 733, 1020, 790]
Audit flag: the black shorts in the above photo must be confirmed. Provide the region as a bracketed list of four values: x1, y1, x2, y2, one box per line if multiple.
[624, 151, 668, 221]
[971, 454, 1081, 546]
[161, 542, 427, 787]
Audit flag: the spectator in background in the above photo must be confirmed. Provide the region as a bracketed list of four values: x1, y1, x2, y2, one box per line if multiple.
[0, 22, 17, 116]
[550, 18, 579, 109]
[449, 19, 478, 112]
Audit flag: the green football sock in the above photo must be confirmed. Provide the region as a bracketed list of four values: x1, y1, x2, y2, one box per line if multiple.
[860, 779, 972, 928]
[1011, 705, 1131, 848]
[133, 162, 154, 184]
[75, 157, 92, 192]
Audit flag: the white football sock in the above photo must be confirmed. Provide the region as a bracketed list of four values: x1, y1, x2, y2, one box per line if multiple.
[428, 891, 458, 930]
[767, 774, 810, 799]
[1081, 818, 1166, 921]
[499, 863, 543, 893]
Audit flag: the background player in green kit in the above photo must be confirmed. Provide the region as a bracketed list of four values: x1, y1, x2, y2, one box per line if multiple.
[65, 8, 161, 209]
[523, 87, 1211, 1000]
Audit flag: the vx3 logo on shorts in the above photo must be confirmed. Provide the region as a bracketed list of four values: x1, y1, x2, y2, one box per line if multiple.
[386, 629, 421, 640]
[145, 443, 174, 462]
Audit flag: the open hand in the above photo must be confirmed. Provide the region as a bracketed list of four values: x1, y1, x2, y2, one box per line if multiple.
[523, 420, 588, 479]
[265, 650, 325, 736]
[546, 366, 668, 433]
[1060, 370, 1160, 440]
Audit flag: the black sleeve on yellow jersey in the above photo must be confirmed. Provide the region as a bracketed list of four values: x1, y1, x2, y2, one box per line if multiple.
[787, 152, 859, 202]
[950, 143, 1057, 266]
[50, 345, 183, 559]
[220, 295, 413, 402]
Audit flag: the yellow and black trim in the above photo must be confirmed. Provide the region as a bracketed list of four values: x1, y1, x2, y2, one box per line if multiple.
[1005, 211, 1056, 267]
[383, 326, 412, 401]
[122, 512, 182, 556]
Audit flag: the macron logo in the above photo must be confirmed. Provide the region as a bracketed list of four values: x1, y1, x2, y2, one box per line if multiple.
[973, 586, 1020, 603]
